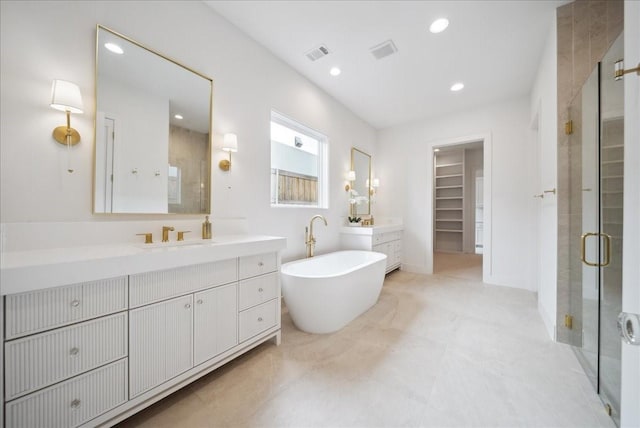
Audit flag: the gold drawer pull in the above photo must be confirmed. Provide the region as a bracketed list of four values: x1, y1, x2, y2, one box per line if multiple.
[258, 317, 263, 322]
[70, 399, 81, 409]
[71, 300, 80, 307]
[185, 303, 191, 309]
[258, 262, 264, 267]
[258, 288, 263, 292]
[69, 347, 79, 356]
[197, 299, 203, 305]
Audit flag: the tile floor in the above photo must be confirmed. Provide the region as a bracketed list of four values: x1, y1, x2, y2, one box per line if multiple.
[118, 255, 615, 428]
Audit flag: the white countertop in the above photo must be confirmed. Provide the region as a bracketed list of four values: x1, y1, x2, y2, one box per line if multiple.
[340, 224, 403, 235]
[0, 235, 286, 295]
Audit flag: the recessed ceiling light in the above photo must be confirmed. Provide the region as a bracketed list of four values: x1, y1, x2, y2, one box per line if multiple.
[329, 67, 341, 76]
[174, 114, 183, 120]
[429, 18, 449, 34]
[104, 42, 124, 54]
[450, 82, 464, 92]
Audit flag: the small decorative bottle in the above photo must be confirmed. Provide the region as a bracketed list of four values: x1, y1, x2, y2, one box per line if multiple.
[202, 216, 212, 239]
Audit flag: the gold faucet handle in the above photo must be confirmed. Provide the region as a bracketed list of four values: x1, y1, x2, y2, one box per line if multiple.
[136, 233, 153, 244]
[177, 231, 191, 241]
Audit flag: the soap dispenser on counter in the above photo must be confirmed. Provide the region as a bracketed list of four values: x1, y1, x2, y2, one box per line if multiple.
[202, 216, 212, 239]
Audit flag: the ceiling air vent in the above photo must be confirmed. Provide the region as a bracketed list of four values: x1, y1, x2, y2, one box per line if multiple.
[305, 44, 330, 61]
[370, 40, 398, 60]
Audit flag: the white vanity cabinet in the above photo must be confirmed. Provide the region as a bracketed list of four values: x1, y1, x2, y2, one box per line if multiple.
[1, 235, 286, 428]
[340, 225, 403, 273]
[129, 295, 194, 398]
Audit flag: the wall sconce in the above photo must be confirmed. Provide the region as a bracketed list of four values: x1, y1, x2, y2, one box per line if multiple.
[614, 59, 640, 81]
[219, 133, 238, 171]
[50, 79, 83, 173]
[345, 170, 356, 191]
[370, 177, 380, 195]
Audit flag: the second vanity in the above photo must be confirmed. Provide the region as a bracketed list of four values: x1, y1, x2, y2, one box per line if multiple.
[340, 224, 403, 273]
[0, 235, 286, 427]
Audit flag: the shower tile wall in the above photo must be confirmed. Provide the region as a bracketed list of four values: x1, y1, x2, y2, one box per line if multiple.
[556, 0, 623, 344]
[169, 125, 210, 214]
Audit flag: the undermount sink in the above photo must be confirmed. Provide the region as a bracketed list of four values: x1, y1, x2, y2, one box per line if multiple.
[135, 240, 213, 249]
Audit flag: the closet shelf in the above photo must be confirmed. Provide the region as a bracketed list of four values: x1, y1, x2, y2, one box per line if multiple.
[602, 175, 624, 179]
[436, 219, 462, 222]
[435, 162, 463, 168]
[435, 174, 463, 179]
[435, 229, 463, 233]
[602, 144, 624, 149]
[435, 208, 462, 211]
[435, 185, 463, 189]
[602, 190, 623, 194]
[435, 197, 462, 200]
[601, 160, 624, 165]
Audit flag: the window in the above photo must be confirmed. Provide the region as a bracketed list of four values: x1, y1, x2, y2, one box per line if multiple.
[270, 111, 328, 208]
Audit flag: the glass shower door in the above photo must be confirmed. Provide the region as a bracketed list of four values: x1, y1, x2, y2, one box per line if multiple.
[568, 34, 624, 426]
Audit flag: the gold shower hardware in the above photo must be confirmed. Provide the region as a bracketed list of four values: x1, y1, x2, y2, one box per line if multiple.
[581, 232, 599, 267]
[605, 403, 612, 416]
[602, 233, 611, 267]
[136, 233, 153, 244]
[614, 59, 640, 81]
[564, 314, 573, 330]
[544, 188, 556, 195]
[533, 194, 544, 199]
[177, 231, 191, 241]
[565, 120, 573, 135]
[581, 232, 612, 267]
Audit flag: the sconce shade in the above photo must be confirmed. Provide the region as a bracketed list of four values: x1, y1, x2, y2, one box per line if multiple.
[222, 133, 238, 152]
[50, 80, 84, 114]
[347, 170, 356, 181]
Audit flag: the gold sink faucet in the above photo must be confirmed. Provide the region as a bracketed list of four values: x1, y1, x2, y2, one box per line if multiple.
[162, 226, 175, 242]
[305, 215, 328, 258]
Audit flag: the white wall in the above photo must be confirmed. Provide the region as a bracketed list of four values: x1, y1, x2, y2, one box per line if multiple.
[621, 2, 640, 426]
[529, 17, 558, 340]
[0, 1, 376, 261]
[376, 96, 537, 290]
[99, 77, 170, 213]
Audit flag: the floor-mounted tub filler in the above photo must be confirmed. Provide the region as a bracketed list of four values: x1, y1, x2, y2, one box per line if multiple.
[281, 250, 387, 334]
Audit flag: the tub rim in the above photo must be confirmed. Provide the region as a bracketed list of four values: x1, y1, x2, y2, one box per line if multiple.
[280, 250, 386, 279]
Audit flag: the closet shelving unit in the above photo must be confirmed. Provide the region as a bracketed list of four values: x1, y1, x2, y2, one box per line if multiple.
[434, 149, 464, 252]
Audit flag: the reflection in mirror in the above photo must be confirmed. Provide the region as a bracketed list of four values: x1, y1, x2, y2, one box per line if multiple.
[94, 26, 212, 214]
[351, 148, 371, 216]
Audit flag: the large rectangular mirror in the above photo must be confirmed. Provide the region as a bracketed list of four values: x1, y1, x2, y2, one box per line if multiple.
[94, 26, 212, 214]
[351, 147, 371, 216]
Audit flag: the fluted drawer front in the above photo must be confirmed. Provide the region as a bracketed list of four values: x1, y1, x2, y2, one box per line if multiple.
[239, 299, 278, 343]
[5, 277, 127, 340]
[5, 359, 127, 428]
[129, 258, 237, 307]
[239, 273, 279, 311]
[239, 253, 277, 280]
[5, 312, 128, 400]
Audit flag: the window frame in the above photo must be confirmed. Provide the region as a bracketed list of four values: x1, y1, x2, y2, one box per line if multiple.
[270, 110, 329, 209]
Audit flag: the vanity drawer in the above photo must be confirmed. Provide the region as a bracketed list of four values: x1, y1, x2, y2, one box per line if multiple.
[239, 253, 277, 280]
[130, 258, 237, 308]
[5, 276, 127, 340]
[5, 312, 128, 400]
[239, 273, 279, 311]
[5, 359, 127, 428]
[373, 231, 401, 245]
[239, 299, 278, 342]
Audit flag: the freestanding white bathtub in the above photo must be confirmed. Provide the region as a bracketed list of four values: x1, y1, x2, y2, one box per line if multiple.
[281, 250, 387, 334]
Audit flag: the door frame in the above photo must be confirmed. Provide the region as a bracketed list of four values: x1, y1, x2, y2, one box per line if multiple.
[429, 133, 492, 283]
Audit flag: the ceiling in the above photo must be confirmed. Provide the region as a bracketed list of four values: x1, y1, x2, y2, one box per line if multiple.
[206, 0, 567, 130]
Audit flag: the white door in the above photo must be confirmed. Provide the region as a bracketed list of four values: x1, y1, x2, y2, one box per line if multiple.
[620, 2, 640, 426]
[193, 284, 238, 366]
[129, 295, 193, 397]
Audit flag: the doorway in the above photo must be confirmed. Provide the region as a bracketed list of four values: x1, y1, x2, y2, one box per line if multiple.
[433, 141, 484, 281]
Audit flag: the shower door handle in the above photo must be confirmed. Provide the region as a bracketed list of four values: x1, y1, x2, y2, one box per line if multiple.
[601, 233, 612, 267]
[618, 312, 640, 346]
[580, 232, 611, 267]
[581, 232, 599, 267]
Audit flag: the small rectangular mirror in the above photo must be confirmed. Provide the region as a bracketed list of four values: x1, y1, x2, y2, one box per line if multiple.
[351, 147, 371, 216]
[94, 26, 212, 214]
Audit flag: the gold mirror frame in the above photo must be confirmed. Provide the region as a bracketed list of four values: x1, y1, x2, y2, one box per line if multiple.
[92, 25, 213, 215]
[350, 147, 371, 216]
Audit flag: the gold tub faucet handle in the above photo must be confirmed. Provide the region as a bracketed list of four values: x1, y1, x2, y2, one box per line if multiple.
[177, 231, 191, 241]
